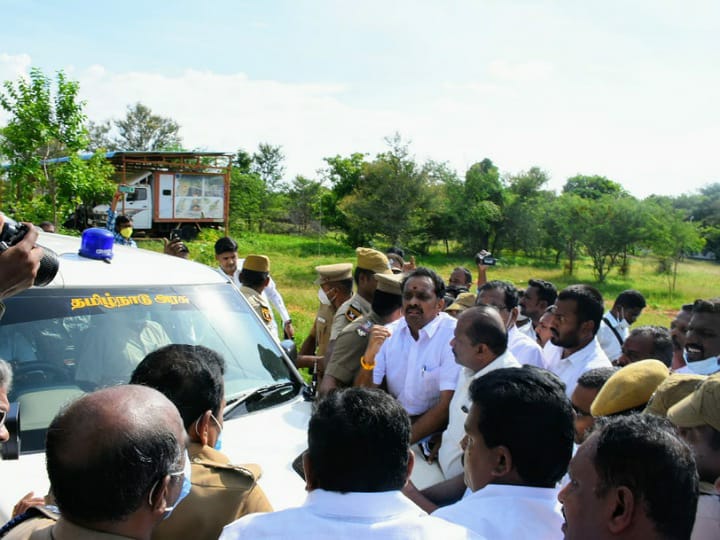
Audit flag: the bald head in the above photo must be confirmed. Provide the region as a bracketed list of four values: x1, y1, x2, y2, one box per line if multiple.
[458, 306, 508, 355]
[47, 385, 185, 524]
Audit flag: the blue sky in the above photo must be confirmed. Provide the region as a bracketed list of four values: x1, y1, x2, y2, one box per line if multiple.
[2, 0, 719, 197]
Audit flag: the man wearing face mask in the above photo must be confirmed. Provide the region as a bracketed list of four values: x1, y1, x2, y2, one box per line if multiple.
[476, 281, 545, 369]
[296, 264, 354, 374]
[675, 298, 720, 376]
[130, 344, 272, 540]
[2, 385, 186, 540]
[596, 289, 646, 363]
[107, 189, 137, 247]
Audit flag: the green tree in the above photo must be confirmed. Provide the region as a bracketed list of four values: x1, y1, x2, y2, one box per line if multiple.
[88, 102, 183, 151]
[543, 194, 588, 274]
[578, 195, 647, 282]
[562, 175, 626, 200]
[287, 175, 324, 233]
[247, 143, 287, 232]
[645, 199, 705, 298]
[251, 143, 286, 192]
[458, 158, 505, 254]
[339, 134, 433, 250]
[500, 167, 553, 256]
[320, 152, 368, 230]
[423, 161, 463, 254]
[0, 68, 113, 225]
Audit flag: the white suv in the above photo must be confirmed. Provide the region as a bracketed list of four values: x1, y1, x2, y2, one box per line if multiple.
[0, 232, 312, 521]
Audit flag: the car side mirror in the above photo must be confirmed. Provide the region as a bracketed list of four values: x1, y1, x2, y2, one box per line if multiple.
[280, 339, 297, 363]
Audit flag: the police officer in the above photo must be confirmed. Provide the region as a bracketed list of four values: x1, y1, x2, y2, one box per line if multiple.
[296, 263, 353, 373]
[238, 255, 275, 337]
[319, 272, 404, 396]
[130, 345, 273, 540]
[329, 248, 393, 340]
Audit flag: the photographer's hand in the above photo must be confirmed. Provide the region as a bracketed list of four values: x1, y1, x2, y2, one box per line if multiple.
[0, 222, 43, 300]
[162, 237, 190, 259]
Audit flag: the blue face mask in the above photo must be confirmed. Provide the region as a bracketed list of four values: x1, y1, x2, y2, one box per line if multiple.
[160, 451, 192, 520]
[684, 354, 720, 375]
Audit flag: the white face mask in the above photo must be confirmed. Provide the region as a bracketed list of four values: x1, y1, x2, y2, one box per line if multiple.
[684, 354, 720, 375]
[318, 288, 332, 305]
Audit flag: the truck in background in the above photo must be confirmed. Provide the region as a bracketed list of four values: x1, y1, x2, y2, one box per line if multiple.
[91, 151, 232, 239]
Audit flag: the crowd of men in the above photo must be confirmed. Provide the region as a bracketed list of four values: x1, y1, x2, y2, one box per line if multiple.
[1, 215, 719, 538]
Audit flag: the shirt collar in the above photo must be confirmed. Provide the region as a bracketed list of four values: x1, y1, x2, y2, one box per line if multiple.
[475, 350, 520, 378]
[562, 338, 601, 365]
[466, 483, 559, 502]
[304, 489, 422, 520]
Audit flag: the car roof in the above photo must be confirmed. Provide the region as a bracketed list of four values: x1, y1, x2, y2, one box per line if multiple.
[36, 232, 228, 288]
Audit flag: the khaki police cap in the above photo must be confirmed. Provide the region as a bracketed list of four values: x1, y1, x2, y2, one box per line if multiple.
[667, 373, 720, 431]
[243, 254, 270, 273]
[356, 247, 392, 275]
[644, 373, 705, 417]
[375, 272, 404, 295]
[314, 263, 353, 285]
[445, 292, 477, 313]
[590, 359, 670, 417]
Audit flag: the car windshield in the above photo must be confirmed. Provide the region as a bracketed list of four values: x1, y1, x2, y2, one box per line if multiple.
[0, 283, 298, 453]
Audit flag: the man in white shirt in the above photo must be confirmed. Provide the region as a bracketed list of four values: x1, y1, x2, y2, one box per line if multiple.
[675, 298, 720, 376]
[372, 267, 460, 444]
[596, 289, 646, 363]
[214, 236, 294, 339]
[432, 367, 573, 539]
[518, 279, 557, 341]
[477, 280, 545, 368]
[219, 388, 480, 540]
[403, 306, 521, 510]
[544, 284, 612, 397]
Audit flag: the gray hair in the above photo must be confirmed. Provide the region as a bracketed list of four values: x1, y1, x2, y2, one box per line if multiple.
[0, 359, 12, 391]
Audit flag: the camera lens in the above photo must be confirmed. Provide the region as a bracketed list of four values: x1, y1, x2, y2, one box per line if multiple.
[34, 246, 59, 286]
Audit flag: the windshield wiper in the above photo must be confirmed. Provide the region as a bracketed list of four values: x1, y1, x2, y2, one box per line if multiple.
[224, 381, 300, 418]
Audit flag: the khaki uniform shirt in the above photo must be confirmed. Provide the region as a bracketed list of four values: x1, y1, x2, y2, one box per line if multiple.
[3, 514, 134, 540]
[325, 311, 381, 385]
[329, 293, 371, 341]
[240, 286, 274, 333]
[314, 303, 337, 357]
[153, 442, 272, 540]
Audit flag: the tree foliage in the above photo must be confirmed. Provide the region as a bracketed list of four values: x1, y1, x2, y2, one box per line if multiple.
[87, 102, 183, 151]
[0, 68, 114, 225]
[563, 174, 626, 200]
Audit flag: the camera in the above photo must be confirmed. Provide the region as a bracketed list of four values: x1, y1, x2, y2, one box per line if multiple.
[475, 252, 497, 266]
[0, 217, 59, 286]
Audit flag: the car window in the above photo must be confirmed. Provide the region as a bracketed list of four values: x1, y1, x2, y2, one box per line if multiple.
[0, 283, 297, 453]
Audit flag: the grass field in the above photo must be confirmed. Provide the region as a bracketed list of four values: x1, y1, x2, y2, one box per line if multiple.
[140, 230, 720, 344]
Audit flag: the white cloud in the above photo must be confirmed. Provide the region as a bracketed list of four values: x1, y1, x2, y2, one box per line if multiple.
[488, 60, 554, 83]
[2, 53, 717, 198]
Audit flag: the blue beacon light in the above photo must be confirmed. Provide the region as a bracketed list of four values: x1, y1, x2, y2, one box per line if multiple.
[78, 228, 114, 262]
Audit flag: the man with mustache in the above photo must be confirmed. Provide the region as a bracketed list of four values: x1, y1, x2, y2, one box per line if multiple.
[670, 304, 693, 370]
[675, 298, 720, 376]
[371, 267, 460, 444]
[543, 284, 612, 397]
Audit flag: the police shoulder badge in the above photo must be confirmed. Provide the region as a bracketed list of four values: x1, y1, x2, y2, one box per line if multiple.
[261, 306, 272, 323]
[345, 304, 362, 322]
